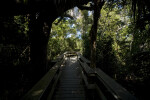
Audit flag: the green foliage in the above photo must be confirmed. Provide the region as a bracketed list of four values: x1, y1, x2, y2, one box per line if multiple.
[76, 10, 92, 59]
[0, 15, 30, 67]
[80, 1, 150, 82]
[0, 15, 30, 99]
[76, 2, 150, 99]
[131, 0, 150, 30]
[96, 35, 117, 77]
[82, 33, 90, 60]
[131, 51, 150, 80]
[47, 17, 82, 60]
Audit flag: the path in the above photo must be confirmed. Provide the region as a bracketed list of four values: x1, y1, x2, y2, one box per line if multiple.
[52, 56, 86, 100]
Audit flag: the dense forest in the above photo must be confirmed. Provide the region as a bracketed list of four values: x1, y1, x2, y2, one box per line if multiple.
[0, 0, 150, 100]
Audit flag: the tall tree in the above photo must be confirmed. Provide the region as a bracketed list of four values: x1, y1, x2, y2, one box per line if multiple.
[90, 0, 105, 68]
[28, 13, 54, 80]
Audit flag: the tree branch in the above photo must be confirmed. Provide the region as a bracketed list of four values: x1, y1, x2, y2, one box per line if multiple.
[63, 14, 74, 19]
[54, 13, 74, 25]
[77, 5, 94, 11]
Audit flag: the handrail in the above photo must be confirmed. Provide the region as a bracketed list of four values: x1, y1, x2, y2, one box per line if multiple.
[77, 52, 90, 64]
[77, 53, 137, 100]
[21, 54, 65, 100]
[64, 51, 76, 57]
[95, 68, 136, 100]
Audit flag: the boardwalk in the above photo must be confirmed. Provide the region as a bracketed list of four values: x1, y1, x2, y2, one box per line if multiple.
[52, 56, 86, 100]
[21, 52, 137, 100]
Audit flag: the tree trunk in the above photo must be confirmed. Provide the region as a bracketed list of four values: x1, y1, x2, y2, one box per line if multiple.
[29, 13, 54, 81]
[90, 25, 97, 68]
[90, 0, 104, 68]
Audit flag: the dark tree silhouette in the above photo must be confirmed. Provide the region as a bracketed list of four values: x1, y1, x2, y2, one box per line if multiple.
[1, 0, 92, 80]
[90, 0, 105, 68]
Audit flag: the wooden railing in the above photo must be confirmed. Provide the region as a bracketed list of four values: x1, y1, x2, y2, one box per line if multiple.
[21, 53, 65, 100]
[77, 52, 137, 100]
[22, 52, 137, 100]
[64, 51, 76, 57]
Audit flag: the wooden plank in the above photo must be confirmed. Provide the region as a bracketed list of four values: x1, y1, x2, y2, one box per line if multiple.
[80, 56, 90, 63]
[53, 98, 85, 100]
[58, 83, 82, 85]
[56, 54, 64, 61]
[81, 71, 95, 89]
[76, 52, 90, 64]
[78, 57, 96, 90]
[78, 60, 94, 75]
[96, 68, 137, 100]
[46, 70, 62, 100]
[81, 71, 88, 87]
[55, 90, 85, 94]
[53, 94, 85, 98]
[21, 59, 64, 100]
[78, 54, 136, 100]
[58, 81, 82, 84]
[65, 51, 77, 57]
[53, 56, 86, 100]
[95, 84, 107, 100]
[58, 85, 84, 88]
[55, 88, 85, 91]
[51, 59, 58, 63]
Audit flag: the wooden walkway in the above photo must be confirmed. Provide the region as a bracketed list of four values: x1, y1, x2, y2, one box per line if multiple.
[52, 56, 86, 100]
[21, 52, 137, 100]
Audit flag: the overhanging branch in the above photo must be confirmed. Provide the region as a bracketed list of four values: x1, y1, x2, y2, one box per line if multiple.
[63, 14, 74, 19]
[77, 5, 94, 11]
[54, 13, 74, 25]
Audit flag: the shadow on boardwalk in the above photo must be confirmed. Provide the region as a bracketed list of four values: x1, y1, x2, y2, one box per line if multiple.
[52, 56, 86, 100]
